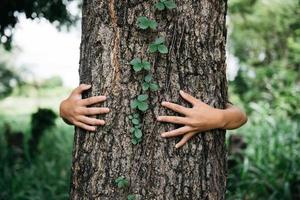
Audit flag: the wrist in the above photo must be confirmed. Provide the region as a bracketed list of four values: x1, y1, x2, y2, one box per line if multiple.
[216, 108, 227, 129]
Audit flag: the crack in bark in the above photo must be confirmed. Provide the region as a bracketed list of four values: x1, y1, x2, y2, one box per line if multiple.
[109, 0, 121, 94]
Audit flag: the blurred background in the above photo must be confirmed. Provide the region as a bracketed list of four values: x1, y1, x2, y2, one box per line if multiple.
[0, 0, 299, 199]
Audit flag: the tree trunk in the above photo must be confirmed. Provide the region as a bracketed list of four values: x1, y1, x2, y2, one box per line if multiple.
[70, 0, 228, 199]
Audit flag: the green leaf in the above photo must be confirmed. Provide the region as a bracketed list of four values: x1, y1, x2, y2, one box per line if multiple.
[134, 129, 143, 139]
[137, 16, 157, 30]
[132, 138, 138, 145]
[150, 83, 159, 91]
[149, 43, 158, 53]
[131, 99, 139, 109]
[138, 94, 148, 101]
[115, 176, 129, 188]
[142, 61, 151, 71]
[137, 101, 149, 112]
[133, 113, 140, 118]
[130, 58, 141, 66]
[128, 115, 133, 119]
[127, 194, 136, 200]
[135, 124, 142, 128]
[148, 20, 157, 30]
[130, 127, 135, 133]
[115, 176, 124, 183]
[117, 179, 129, 188]
[133, 64, 143, 72]
[164, 1, 177, 9]
[158, 44, 168, 54]
[155, 2, 165, 10]
[142, 82, 150, 91]
[145, 74, 153, 83]
[132, 118, 140, 125]
[154, 37, 165, 45]
[137, 16, 150, 29]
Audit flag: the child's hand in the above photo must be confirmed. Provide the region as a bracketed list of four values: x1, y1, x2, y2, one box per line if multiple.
[59, 84, 110, 131]
[157, 90, 247, 148]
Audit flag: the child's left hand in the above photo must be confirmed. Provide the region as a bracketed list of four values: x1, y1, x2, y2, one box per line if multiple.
[157, 90, 247, 148]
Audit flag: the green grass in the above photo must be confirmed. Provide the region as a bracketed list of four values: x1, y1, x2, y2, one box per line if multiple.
[227, 102, 300, 200]
[0, 86, 74, 200]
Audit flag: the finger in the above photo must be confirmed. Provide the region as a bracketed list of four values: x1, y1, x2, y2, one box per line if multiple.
[72, 84, 91, 95]
[157, 116, 190, 125]
[81, 107, 110, 115]
[179, 90, 202, 106]
[175, 131, 197, 148]
[161, 126, 194, 138]
[74, 121, 96, 132]
[161, 101, 189, 115]
[78, 116, 105, 126]
[80, 96, 107, 106]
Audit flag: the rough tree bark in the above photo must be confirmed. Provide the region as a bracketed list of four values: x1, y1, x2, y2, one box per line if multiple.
[70, 0, 228, 199]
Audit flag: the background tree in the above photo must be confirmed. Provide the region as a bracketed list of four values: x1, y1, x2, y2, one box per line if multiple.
[70, 0, 228, 199]
[0, 0, 78, 50]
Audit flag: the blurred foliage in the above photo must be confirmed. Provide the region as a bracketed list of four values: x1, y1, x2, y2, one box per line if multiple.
[227, 103, 300, 200]
[0, 62, 22, 99]
[0, 0, 79, 50]
[229, 0, 300, 119]
[227, 0, 300, 199]
[40, 76, 63, 89]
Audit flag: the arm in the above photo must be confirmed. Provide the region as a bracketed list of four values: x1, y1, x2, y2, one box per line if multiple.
[59, 84, 110, 131]
[220, 103, 247, 130]
[157, 90, 247, 148]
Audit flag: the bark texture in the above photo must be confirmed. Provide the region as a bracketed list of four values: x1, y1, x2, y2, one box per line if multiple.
[70, 0, 228, 199]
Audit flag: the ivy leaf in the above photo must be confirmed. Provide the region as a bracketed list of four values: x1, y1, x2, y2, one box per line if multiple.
[132, 118, 140, 125]
[133, 64, 143, 72]
[164, 0, 177, 9]
[150, 83, 159, 91]
[142, 61, 151, 71]
[142, 82, 150, 91]
[130, 58, 141, 66]
[138, 94, 148, 101]
[137, 16, 150, 29]
[132, 138, 139, 145]
[131, 99, 139, 109]
[134, 129, 143, 139]
[149, 43, 158, 53]
[137, 101, 149, 112]
[130, 127, 135, 133]
[127, 194, 136, 200]
[137, 16, 157, 30]
[115, 176, 129, 188]
[117, 179, 129, 188]
[135, 124, 142, 128]
[158, 44, 168, 54]
[148, 20, 158, 30]
[145, 74, 153, 83]
[154, 37, 165, 45]
[130, 58, 143, 72]
[155, 2, 165, 10]
[133, 113, 140, 118]
[128, 115, 133, 119]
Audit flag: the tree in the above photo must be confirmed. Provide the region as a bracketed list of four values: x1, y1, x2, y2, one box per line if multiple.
[70, 0, 228, 199]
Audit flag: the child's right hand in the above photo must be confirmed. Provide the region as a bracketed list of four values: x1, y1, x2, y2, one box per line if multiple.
[59, 84, 110, 132]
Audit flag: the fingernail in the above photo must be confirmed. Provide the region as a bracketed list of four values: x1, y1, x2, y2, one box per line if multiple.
[180, 90, 185, 95]
[175, 144, 179, 148]
[161, 101, 167, 106]
[161, 133, 166, 137]
[157, 116, 161, 121]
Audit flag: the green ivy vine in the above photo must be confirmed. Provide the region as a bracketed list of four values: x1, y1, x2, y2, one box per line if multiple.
[128, 1, 177, 145]
[117, 1, 177, 198]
